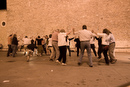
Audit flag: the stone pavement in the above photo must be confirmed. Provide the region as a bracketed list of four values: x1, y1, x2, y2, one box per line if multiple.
[0, 51, 130, 87]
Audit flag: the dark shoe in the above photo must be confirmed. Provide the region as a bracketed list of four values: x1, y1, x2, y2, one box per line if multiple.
[78, 62, 81, 66]
[106, 63, 109, 65]
[98, 57, 101, 59]
[49, 59, 53, 61]
[89, 65, 93, 67]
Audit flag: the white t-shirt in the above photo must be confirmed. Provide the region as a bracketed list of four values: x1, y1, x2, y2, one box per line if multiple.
[97, 33, 109, 45]
[58, 33, 67, 46]
[48, 38, 52, 46]
[90, 37, 96, 44]
[22, 38, 31, 45]
[107, 33, 115, 43]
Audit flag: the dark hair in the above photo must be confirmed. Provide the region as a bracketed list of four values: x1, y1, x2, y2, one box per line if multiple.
[107, 29, 111, 34]
[82, 25, 87, 29]
[49, 34, 52, 38]
[25, 36, 28, 38]
[31, 40, 34, 44]
[9, 34, 12, 37]
[103, 29, 110, 35]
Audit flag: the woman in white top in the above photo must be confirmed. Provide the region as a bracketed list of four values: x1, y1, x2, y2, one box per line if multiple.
[97, 29, 110, 65]
[56, 29, 73, 66]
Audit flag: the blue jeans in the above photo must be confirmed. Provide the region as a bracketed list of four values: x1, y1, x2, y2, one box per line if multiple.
[79, 41, 93, 66]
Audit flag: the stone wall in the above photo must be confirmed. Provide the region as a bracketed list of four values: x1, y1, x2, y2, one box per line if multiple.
[0, 10, 7, 47]
[0, 0, 130, 52]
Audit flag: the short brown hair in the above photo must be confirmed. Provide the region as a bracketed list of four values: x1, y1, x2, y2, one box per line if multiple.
[60, 29, 65, 33]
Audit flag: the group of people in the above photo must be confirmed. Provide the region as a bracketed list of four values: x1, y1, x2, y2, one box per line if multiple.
[73, 25, 117, 67]
[7, 34, 50, 57]
[7, 25, 117, 67]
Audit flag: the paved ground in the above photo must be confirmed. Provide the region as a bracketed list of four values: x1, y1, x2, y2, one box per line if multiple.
[0, 51, 130, 87]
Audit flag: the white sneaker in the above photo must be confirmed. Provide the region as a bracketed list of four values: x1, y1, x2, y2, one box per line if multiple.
[62, 63, 67, 66]
[56, 60, 60, 63]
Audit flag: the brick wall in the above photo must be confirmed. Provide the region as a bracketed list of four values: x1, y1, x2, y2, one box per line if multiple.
[0, 0, 130, 52]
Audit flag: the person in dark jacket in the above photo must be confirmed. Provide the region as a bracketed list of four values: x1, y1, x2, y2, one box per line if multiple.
[74, 37, 80, 56]
[66, 36, 74, 56]
[95, 36, 102, 58]
[36, 36, 43, 56]
[26, 40, 37, 62]
[11, 34, 18, 57]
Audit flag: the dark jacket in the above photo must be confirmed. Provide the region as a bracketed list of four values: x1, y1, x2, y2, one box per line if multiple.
[12, 37, 18, 45]
[27, 44, 37, 51]
[95, 37, 102, 47]
[74, 38, 80, 48]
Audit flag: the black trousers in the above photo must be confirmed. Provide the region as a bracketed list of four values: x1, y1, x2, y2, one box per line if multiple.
[98, 46, 102, 58]
[91, 44, 97, 56]
[101, 45, 109, 64]
[77, 46, 80, 56]
[7, 45, 12, 56]
[58, 46, 67, 63]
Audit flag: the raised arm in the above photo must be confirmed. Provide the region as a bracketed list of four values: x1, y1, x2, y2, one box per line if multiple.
[66, 28, 74, 36]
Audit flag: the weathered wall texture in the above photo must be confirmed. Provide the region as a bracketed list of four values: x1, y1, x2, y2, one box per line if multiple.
[0, 10, 7, 47]
[0, 0, 130, 51]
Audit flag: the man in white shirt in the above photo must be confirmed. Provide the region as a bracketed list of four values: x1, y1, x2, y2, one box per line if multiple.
[22, 36, 31, 55]
[74, 25, 96, 67]
[107, 33, 117, 64]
